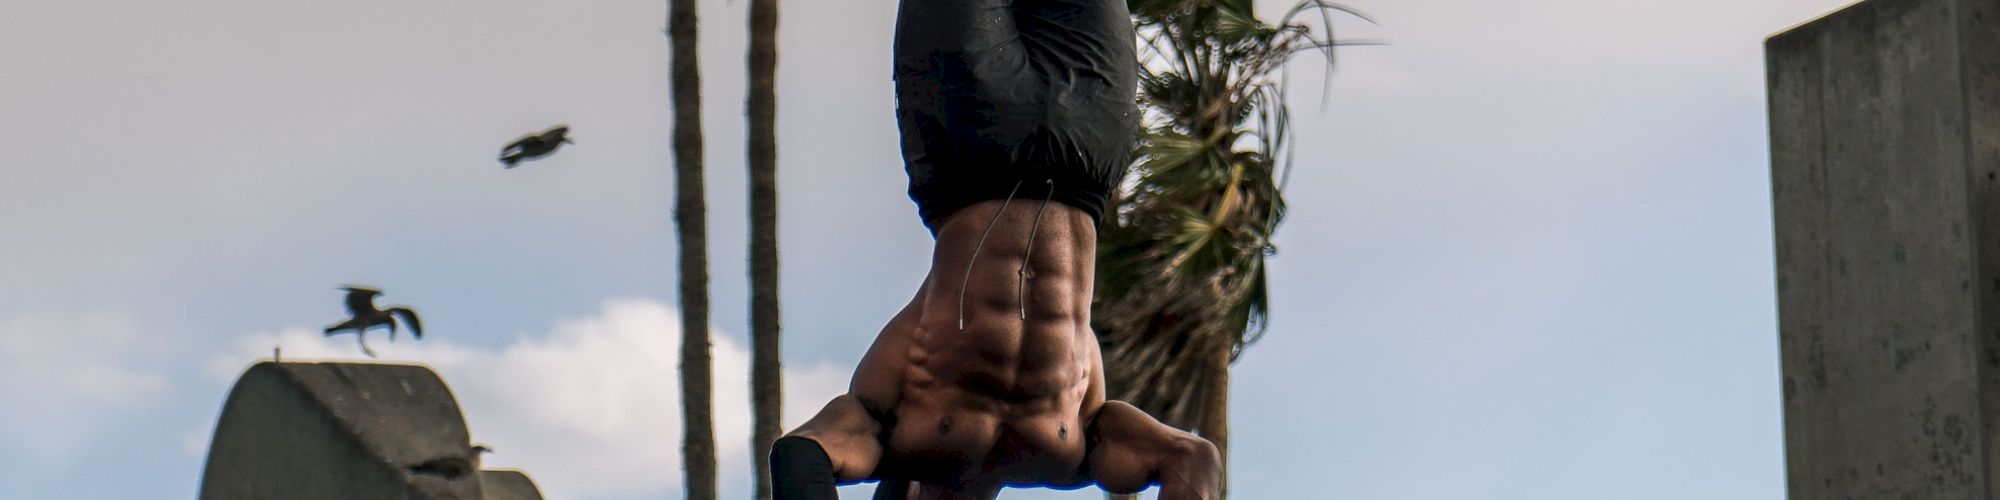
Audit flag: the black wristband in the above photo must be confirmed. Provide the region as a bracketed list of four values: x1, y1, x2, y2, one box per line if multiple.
[772, 436, 840, 500]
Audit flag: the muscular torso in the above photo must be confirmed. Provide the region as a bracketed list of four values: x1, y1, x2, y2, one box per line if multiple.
[849, 199, 1108, 489]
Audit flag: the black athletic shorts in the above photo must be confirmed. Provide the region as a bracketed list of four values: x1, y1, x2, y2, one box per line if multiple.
[894, 0, 1139, 233]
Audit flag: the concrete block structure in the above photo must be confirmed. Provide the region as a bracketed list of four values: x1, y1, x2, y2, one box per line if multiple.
[1768, 0, 2000, 497]
[198, 361, 542, 499]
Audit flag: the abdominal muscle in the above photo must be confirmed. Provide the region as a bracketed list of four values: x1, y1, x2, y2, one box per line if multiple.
[854, 200, 1108, 486]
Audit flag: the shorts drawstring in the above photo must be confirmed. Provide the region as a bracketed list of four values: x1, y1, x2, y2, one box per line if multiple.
[959, 180, 1025, 330]
[956, 178, 1057, 330]
[1019, 179, 1055, 320]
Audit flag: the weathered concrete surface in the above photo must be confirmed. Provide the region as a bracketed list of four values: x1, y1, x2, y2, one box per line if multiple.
[1769, 0, 2000, 498]
[479, 470, 545, 500]
[198, 362, 541, 499]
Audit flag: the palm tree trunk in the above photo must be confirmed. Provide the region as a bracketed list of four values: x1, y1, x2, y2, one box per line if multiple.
[669, 0, 717, 497]
[1200, 346, 1229, 499]
[747, 0, 782, 498]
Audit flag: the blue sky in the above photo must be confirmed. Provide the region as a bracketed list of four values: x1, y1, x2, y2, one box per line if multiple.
[0, 0, 1857, 498]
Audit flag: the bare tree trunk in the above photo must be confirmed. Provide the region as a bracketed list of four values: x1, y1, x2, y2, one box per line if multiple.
[669, 0, 716, 497]
[747, 0, 782, 497]
[1200, 346, 1230, 499]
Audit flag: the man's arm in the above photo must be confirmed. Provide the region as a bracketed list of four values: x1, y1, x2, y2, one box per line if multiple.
[1087, 401, 1223, 499]
[774, 395, 886, 500]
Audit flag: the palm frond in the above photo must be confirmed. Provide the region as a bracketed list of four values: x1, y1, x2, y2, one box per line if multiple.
[1095, 0, 1374, 432]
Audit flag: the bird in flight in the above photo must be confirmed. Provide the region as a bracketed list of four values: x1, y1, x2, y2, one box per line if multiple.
[498, 124, 573, 168]
[324, 285, 423, 357]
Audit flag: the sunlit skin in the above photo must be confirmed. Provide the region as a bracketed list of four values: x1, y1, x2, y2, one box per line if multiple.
[785, 200, 1222, 499]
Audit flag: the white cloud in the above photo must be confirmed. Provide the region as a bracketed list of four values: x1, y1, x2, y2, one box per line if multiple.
[0, 314, 173, 460]
[207, 299, 850, 499]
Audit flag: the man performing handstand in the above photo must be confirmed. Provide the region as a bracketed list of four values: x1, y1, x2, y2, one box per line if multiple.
[770, 0, 1221, 498]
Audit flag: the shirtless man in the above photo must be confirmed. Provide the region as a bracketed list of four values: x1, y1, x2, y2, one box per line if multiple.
[768, 0, 1221, 498]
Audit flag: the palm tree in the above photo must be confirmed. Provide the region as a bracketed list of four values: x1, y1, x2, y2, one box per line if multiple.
[668, 0, 717, 497]
[1093, 0, 1376, 497]
[746, 0, 782, 497]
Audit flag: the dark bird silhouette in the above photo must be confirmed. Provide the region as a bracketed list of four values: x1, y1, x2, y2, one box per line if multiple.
[408, 444, 492, 479]
[324, 285, 423, 357]
[498, 124, 573, 168]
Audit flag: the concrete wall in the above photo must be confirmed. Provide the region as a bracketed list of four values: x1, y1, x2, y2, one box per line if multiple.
[199, 362, 542, 500]
[1768, 0, 2000, 497]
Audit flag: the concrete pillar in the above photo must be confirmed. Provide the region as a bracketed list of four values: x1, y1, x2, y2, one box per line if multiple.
[1768, 0, 2000, 497]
